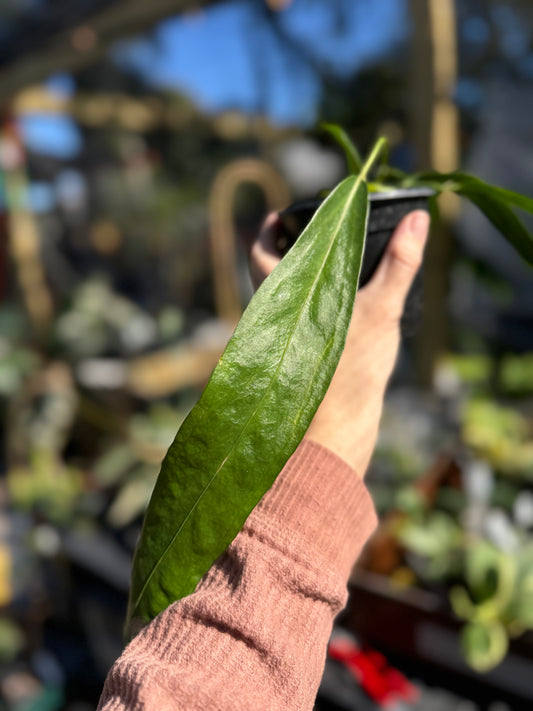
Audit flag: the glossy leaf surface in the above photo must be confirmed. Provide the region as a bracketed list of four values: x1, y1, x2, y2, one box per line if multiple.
[126, 175, 369, 635]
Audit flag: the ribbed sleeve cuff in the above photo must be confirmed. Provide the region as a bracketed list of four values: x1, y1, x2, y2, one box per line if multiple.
[248, 438, 377, 581]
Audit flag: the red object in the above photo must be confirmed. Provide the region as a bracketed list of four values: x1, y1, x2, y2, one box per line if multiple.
[328, 634, 419, 708]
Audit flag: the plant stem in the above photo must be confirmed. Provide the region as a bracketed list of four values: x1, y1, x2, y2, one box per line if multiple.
[359, 138, 389, 182]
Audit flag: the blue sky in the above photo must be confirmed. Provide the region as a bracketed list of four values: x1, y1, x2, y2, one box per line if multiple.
[17, 0, 409, 161]
[15, 0, 533, 163]
[112, 0, 408, 126]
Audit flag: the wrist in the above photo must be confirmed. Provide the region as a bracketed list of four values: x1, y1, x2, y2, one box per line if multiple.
[250, 439, 378, 578]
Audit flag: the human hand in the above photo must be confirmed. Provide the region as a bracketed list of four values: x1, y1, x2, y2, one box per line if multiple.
[249, 208, 430, 476]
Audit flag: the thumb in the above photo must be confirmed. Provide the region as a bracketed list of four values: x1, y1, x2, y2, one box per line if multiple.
[363, 209, 429, 318]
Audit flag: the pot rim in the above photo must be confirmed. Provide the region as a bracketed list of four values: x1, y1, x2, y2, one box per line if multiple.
[280, 187, 436, 216]
[369, 186, 436, 201]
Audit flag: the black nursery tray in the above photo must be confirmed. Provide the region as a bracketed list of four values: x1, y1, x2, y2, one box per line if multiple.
[343, 570, 533, 710]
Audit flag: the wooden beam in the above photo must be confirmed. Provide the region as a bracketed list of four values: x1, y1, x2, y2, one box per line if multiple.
[11, 86, 298, 142]
[2, 119, 54, 331]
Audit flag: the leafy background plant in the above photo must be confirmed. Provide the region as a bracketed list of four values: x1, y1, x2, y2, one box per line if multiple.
[363, 351, 533, 673]
[3, 2, 533, 707]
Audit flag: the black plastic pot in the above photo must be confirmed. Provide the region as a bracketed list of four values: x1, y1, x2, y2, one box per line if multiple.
[276, 187, 435, 335]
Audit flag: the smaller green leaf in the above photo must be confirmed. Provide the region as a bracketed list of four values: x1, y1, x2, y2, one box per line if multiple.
[377, 165, 409, 183]
[416, 171, 533, 214]
[409, 171, 533, 266]
[320, 123, 363, 174]
[461, 621, 508, 672]
[0, 618, 25, 662]
[509, 594, 533, 630]
[464, 190, 533, 267]
[93, 444, 137, 486]
[428, 193, 440, 224]
[465, 541, 503, 603]
[450, 586, 475, 621]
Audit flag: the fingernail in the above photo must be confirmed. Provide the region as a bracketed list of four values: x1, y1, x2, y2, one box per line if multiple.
[408, 210, 430, 237]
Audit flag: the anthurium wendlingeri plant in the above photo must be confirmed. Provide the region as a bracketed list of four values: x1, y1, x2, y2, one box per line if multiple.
[125, 124, 533, 638]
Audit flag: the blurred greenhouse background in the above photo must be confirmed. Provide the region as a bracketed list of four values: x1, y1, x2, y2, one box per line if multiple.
[0, 1, 533, 709]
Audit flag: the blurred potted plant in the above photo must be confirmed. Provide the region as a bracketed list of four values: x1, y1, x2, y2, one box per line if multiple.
[450, 540, 533, 672]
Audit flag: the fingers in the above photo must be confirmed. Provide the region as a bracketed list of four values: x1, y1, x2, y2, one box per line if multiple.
[250, 208, 429, 317]
[360, 209, 430, 322]
[249, 212, 282, 290]
[306, 210, 429, 475]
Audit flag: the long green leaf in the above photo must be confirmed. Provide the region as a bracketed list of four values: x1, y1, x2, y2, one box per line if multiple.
[125, 175, 369, 636]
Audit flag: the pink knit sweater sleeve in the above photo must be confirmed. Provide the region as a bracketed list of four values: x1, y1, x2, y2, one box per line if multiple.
[97, 439, 377, 711]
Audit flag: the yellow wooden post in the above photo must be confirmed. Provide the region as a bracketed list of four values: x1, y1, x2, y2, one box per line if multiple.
[2, 116, 54, 332]
[410, 0, 459, 386]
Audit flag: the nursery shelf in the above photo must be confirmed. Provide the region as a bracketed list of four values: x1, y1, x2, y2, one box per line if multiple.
[344, 569, 533, 709]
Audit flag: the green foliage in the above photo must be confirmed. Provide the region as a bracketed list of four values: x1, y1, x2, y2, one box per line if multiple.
[0, 618, 25, 663]
[127, 123, 533, 637]
[320, 123, 363, 174]
[331, 132, 533, 266]
[55, 276, 168, 358]
[440, 353, 493, 388]
[394, 486, 426, 517]
[7, 451, 83, 525]
[126, 175, 369, 635]
[395, 509, 463, 580]
[438, 350, 533, 401]
[93, 403, 191, 527]
[460, 620, 509, 673]
[406, 171, 533, 266]
[0, 345, 40, 397]
[499, 354, 533, 395]
[462, 398, 533, 478]
[450, 542, 533, 671]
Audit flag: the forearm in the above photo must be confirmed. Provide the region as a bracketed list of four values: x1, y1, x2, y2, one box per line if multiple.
[98, 440, 377, 711]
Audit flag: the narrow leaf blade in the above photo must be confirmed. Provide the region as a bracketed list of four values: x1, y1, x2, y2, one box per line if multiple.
[126, 176, 369, 635]
[320, 122, 363, 174]
[409, 171, 533, 266]
[415, 171, 533, 214]
[460, 190, 533, 267]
